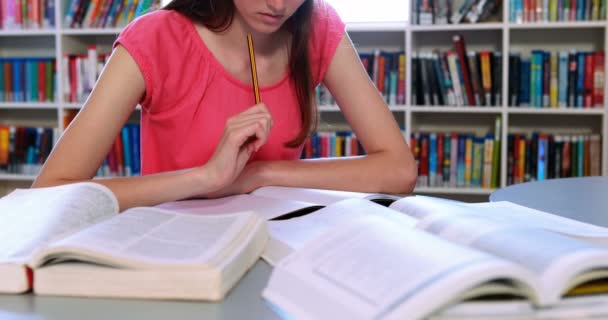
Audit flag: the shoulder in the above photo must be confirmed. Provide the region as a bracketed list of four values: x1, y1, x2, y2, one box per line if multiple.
[118, 9, 190, 42]
[308, 0, 346, 84]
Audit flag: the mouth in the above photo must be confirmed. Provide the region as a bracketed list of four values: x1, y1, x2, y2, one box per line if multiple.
[258, 12, 285, 25]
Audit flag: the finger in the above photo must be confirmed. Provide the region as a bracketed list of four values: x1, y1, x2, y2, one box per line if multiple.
[227, 120, 269, 149]
[227, 113, 273, 130]
[236, 103, 270, 117]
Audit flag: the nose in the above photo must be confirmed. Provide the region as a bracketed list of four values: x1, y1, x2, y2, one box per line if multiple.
[267, 0, 286, 13]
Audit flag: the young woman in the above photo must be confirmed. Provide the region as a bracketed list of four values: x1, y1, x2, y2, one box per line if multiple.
[33, 0, 417, 210]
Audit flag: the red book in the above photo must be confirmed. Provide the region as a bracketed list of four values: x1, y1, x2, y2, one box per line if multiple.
[419, 135, 429, 186]
[113, 134, 125, 176]
[593, 51, 605, 107]
[452, 35, 476, 107]
[584, 53, 594, 108]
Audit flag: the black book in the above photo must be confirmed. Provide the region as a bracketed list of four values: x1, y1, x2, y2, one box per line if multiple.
[509, 53, 521, 106]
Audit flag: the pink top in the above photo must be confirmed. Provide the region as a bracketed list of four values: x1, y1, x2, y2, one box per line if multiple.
[113, 1, 345, 175]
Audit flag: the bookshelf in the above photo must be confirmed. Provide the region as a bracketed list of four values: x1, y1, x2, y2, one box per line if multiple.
[1, 0, 607, 202]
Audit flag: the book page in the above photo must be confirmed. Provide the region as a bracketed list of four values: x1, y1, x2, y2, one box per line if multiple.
[469, 201, 608, 238]
[31, 207, 257, 269]
[264, 199, 416, 263]
[0, 182, 118, 262]
[251, 186, 398, 206]
[417, 212, 608, 301]
[388, 195, 475, 220]
[267, 216, 538, 320]
[156, 194, 319, 220]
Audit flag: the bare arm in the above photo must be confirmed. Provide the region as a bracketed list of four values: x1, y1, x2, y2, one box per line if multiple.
[221, 33, 417, 196]
[33, 46, 272, 210]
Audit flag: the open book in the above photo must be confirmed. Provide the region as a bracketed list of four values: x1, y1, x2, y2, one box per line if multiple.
[0, 182, 266, 300]
[262, 195, 608, 320]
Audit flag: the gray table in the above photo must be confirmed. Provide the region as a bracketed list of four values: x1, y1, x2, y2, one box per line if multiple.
[0, 260, 281, 320]
[490, 176, 608, 227]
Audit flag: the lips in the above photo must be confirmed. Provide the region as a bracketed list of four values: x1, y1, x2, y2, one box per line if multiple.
[259, 12, 284, 25]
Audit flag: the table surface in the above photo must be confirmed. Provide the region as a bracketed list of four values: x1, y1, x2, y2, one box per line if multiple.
[0, 260, 281, 320]
[490, 176, 608, 228]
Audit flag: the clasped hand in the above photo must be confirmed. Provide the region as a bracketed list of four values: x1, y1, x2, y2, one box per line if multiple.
[198, 103, 273, 197]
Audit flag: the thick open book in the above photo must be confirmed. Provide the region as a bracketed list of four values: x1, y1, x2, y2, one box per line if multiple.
[0, 182, 266, 300]
[262, 196, 608, 319]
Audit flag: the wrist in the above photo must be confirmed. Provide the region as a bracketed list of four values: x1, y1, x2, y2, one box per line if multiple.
[251, 161, 274, 189]
[189, 164, 223, 196]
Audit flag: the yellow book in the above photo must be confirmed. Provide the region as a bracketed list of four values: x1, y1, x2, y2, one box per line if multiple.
[464, 136, 473, 186]
[0, 126, 8, 167]
[550, 52, 558, 108]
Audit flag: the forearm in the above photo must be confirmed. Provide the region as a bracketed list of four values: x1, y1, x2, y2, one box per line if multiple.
[259, 152, 417, 195]
[33, 167, 216, 211]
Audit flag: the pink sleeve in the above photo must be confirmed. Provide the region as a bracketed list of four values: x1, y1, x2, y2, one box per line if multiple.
[309, 0, 346, 86]
[113, 11, 167, 110]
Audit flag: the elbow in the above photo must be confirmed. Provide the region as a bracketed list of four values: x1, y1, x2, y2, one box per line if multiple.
[393, 162, 418, 195]
[380, 154, 417, 195]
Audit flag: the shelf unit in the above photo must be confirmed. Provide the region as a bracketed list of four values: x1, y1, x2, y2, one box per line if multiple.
[1, 1, 607, 201]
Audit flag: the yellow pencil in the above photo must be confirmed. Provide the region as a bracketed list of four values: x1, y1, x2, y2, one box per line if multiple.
[247, 34, 261, 104]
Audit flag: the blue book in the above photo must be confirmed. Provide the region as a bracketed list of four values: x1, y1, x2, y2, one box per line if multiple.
[520, 58, 531, 107]
[537, 135, 547, 181]
[13, 58, 23, 102]
[121, 126, 132, 176]
[429, 133, 437, 187]
[533, 51, 544, 108]
[457, 135, 466, 187]
[129, 124, 140, 175]
[24, 59, 32, 102]
[558, 51, 568, 107]
[576, 52, 586, 108]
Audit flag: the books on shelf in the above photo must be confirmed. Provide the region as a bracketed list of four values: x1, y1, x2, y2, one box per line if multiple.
[507, 132, 601, 185]
[316, 50, 406, 106]
[509, 50, 605, 108]
[0, 57, 56, 103]
[263, 195, 608, 319]
[509, 0, 607, 22]
[0, 125, 56, 176]
[302, 130, 365, 159]
[411, 125, 501, 189]
[63, 0, 161, 29]
[63, 45, 110, 103]
[0, 182, 267, 300]
[412, 35, 502, 107]
[412, 0, 501, 25]
[0, 0, 56, 30]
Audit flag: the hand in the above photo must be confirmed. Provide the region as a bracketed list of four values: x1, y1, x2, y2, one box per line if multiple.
[197, 103, 272, 194]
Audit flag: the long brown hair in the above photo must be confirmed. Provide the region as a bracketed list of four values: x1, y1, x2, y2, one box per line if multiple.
[163, 0, 316, 148]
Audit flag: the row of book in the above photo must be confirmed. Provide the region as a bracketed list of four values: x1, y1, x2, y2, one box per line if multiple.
[0, 0, 55, 30]
[411, 131, 501, 189]
[63, 48, 110, 103]
[95, 123, 140, 177]
[412, 40, 503, 107]
[0, 125, 56, 175]
[64, 0, 160, 29]
[0, 57, 56, 103]
[509, 0, 607, 22]
[507, 132, 601, 185]
[508, 50, 605, 108]
[301, 131, 365, 159]
[413, 0, 501, 25]
[316, 50, 406, 106]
